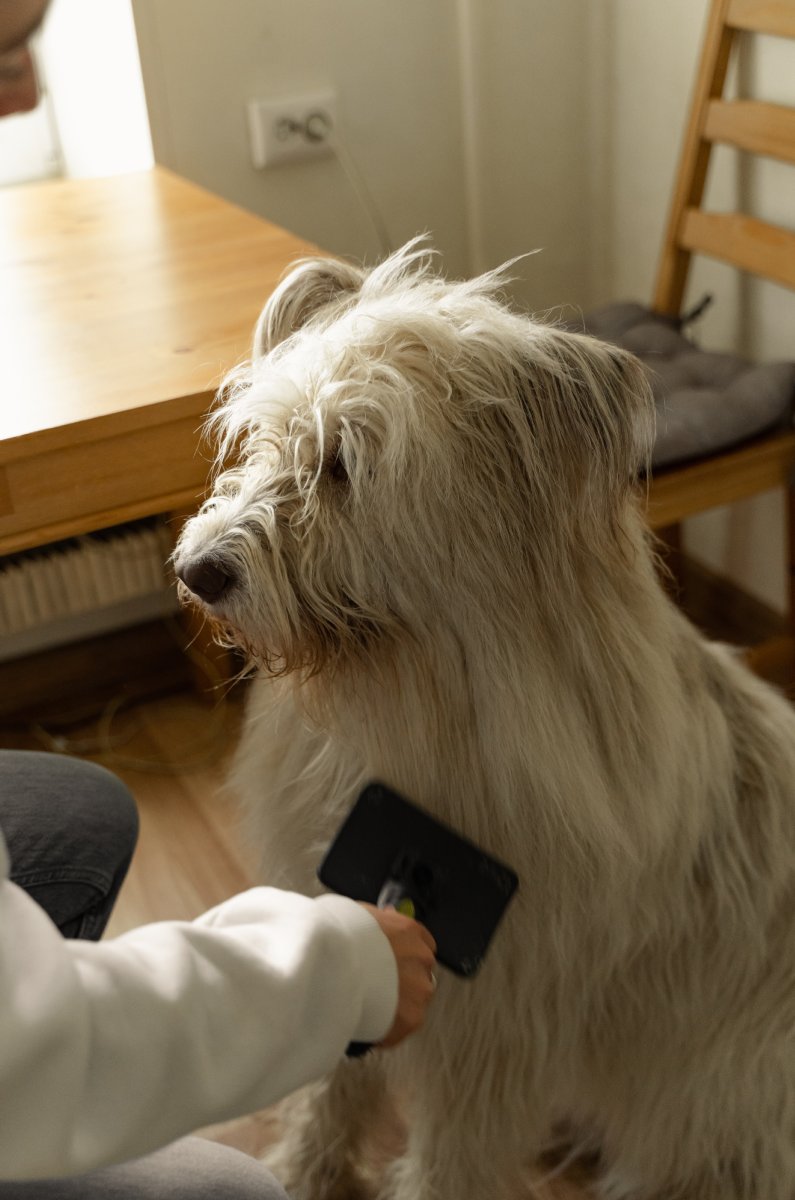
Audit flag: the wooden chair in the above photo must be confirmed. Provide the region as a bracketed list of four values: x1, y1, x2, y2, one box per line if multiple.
[649, 0, 795, 681]
[586, 0, 795, 689]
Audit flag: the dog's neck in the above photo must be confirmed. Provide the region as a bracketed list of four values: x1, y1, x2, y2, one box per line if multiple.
[305, 526, 702, 880]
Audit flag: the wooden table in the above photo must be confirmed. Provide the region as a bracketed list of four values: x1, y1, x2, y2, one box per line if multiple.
[0, 166, 317, 556]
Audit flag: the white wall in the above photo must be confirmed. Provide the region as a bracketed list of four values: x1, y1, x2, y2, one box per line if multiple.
[130, 0, 596, 306]
[463, 0, 593, 313]
[131, 0, 471, 274]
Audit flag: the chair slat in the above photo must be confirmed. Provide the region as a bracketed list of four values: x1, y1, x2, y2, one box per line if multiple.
[647, 431, 795, 528]
[652, 0, 736, 314]
[704, 98, 795, 163]
[679, 210, 795, 290]
[727, 0, 795, 38]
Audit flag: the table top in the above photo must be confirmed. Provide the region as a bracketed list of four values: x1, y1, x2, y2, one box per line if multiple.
[0, 166, 318, 461]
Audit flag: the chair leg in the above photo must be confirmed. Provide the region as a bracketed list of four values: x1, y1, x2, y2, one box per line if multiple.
[744, 484, 795, 698]
[786, 481, 795, 696]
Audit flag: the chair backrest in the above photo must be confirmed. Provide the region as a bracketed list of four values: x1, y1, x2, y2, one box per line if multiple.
[653, 0, 795, 317]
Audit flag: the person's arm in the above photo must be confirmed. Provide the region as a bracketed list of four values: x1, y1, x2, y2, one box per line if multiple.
[0, 835, 432, 1181]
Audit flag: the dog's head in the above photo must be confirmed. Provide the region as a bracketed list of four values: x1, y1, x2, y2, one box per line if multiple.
[174, 240, 654, 677]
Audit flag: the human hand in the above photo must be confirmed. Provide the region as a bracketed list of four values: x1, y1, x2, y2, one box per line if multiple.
[359, 903, 438, 1048]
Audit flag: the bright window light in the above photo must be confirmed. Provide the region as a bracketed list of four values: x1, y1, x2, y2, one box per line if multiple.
[0, 86, 61, 187]
[39, 0, 153, 178]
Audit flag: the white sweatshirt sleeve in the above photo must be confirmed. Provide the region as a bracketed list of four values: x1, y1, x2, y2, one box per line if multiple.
[0, 834, 398, 1181]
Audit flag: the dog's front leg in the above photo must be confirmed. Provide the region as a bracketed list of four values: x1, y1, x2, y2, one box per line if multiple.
[380, 1120, 528, 1200]
[264, 1055, 390, 1200]
[379, 1043, 538, 1200]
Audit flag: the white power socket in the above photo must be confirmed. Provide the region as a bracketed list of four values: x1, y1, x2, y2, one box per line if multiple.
[247, 90, 337, 168]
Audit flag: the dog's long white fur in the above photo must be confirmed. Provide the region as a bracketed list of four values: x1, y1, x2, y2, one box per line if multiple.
[176, 241, 795, 1200]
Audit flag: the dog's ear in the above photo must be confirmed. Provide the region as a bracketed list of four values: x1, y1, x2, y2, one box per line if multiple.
[565, 335, 654, 484]
[506, 329, 654, 526]
[555, 332, 650, 478]
[253, 257, 365, 357]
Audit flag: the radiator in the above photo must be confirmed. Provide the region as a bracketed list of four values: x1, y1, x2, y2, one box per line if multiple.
[0, 519, 180, 663]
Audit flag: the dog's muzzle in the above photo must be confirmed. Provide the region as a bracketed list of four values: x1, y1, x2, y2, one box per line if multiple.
[175, 554, 235, 605]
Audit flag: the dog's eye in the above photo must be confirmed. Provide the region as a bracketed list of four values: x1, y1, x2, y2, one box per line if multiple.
[326, 443, 349, 486]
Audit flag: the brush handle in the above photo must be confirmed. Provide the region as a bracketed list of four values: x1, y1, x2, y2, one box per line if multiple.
[345, 1038, 373, 1058]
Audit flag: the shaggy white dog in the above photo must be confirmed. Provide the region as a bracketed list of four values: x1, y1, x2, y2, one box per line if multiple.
[175, 241, 795, 1200]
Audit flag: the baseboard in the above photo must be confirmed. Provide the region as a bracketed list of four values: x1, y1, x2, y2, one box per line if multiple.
[0, 619, 195, 728]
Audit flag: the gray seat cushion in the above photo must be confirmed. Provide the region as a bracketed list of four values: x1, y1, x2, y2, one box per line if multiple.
[578, 302, 795, 469]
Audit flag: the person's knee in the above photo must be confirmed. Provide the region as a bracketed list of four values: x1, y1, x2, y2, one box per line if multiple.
[67, 759, 139, 859]
[0, 752, 139, 920]
[0, 751, 138, 856]
[0, 1137, 290, 1199]
[139, 1138, 291, 1199]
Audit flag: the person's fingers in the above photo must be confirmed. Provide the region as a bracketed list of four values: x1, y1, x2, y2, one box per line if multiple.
[358, 902, 439, 1048]
[416, 923, 437, 954]
[360, 902, 437, 954]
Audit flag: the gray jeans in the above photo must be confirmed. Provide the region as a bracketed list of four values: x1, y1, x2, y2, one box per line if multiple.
[0, 750, 289, 1199]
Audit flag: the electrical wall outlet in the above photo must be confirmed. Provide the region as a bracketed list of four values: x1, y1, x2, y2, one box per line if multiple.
[247, 89, 337, 168]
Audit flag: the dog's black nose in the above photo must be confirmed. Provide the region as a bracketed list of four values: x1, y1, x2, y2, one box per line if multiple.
[176, 556, 234, 604]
